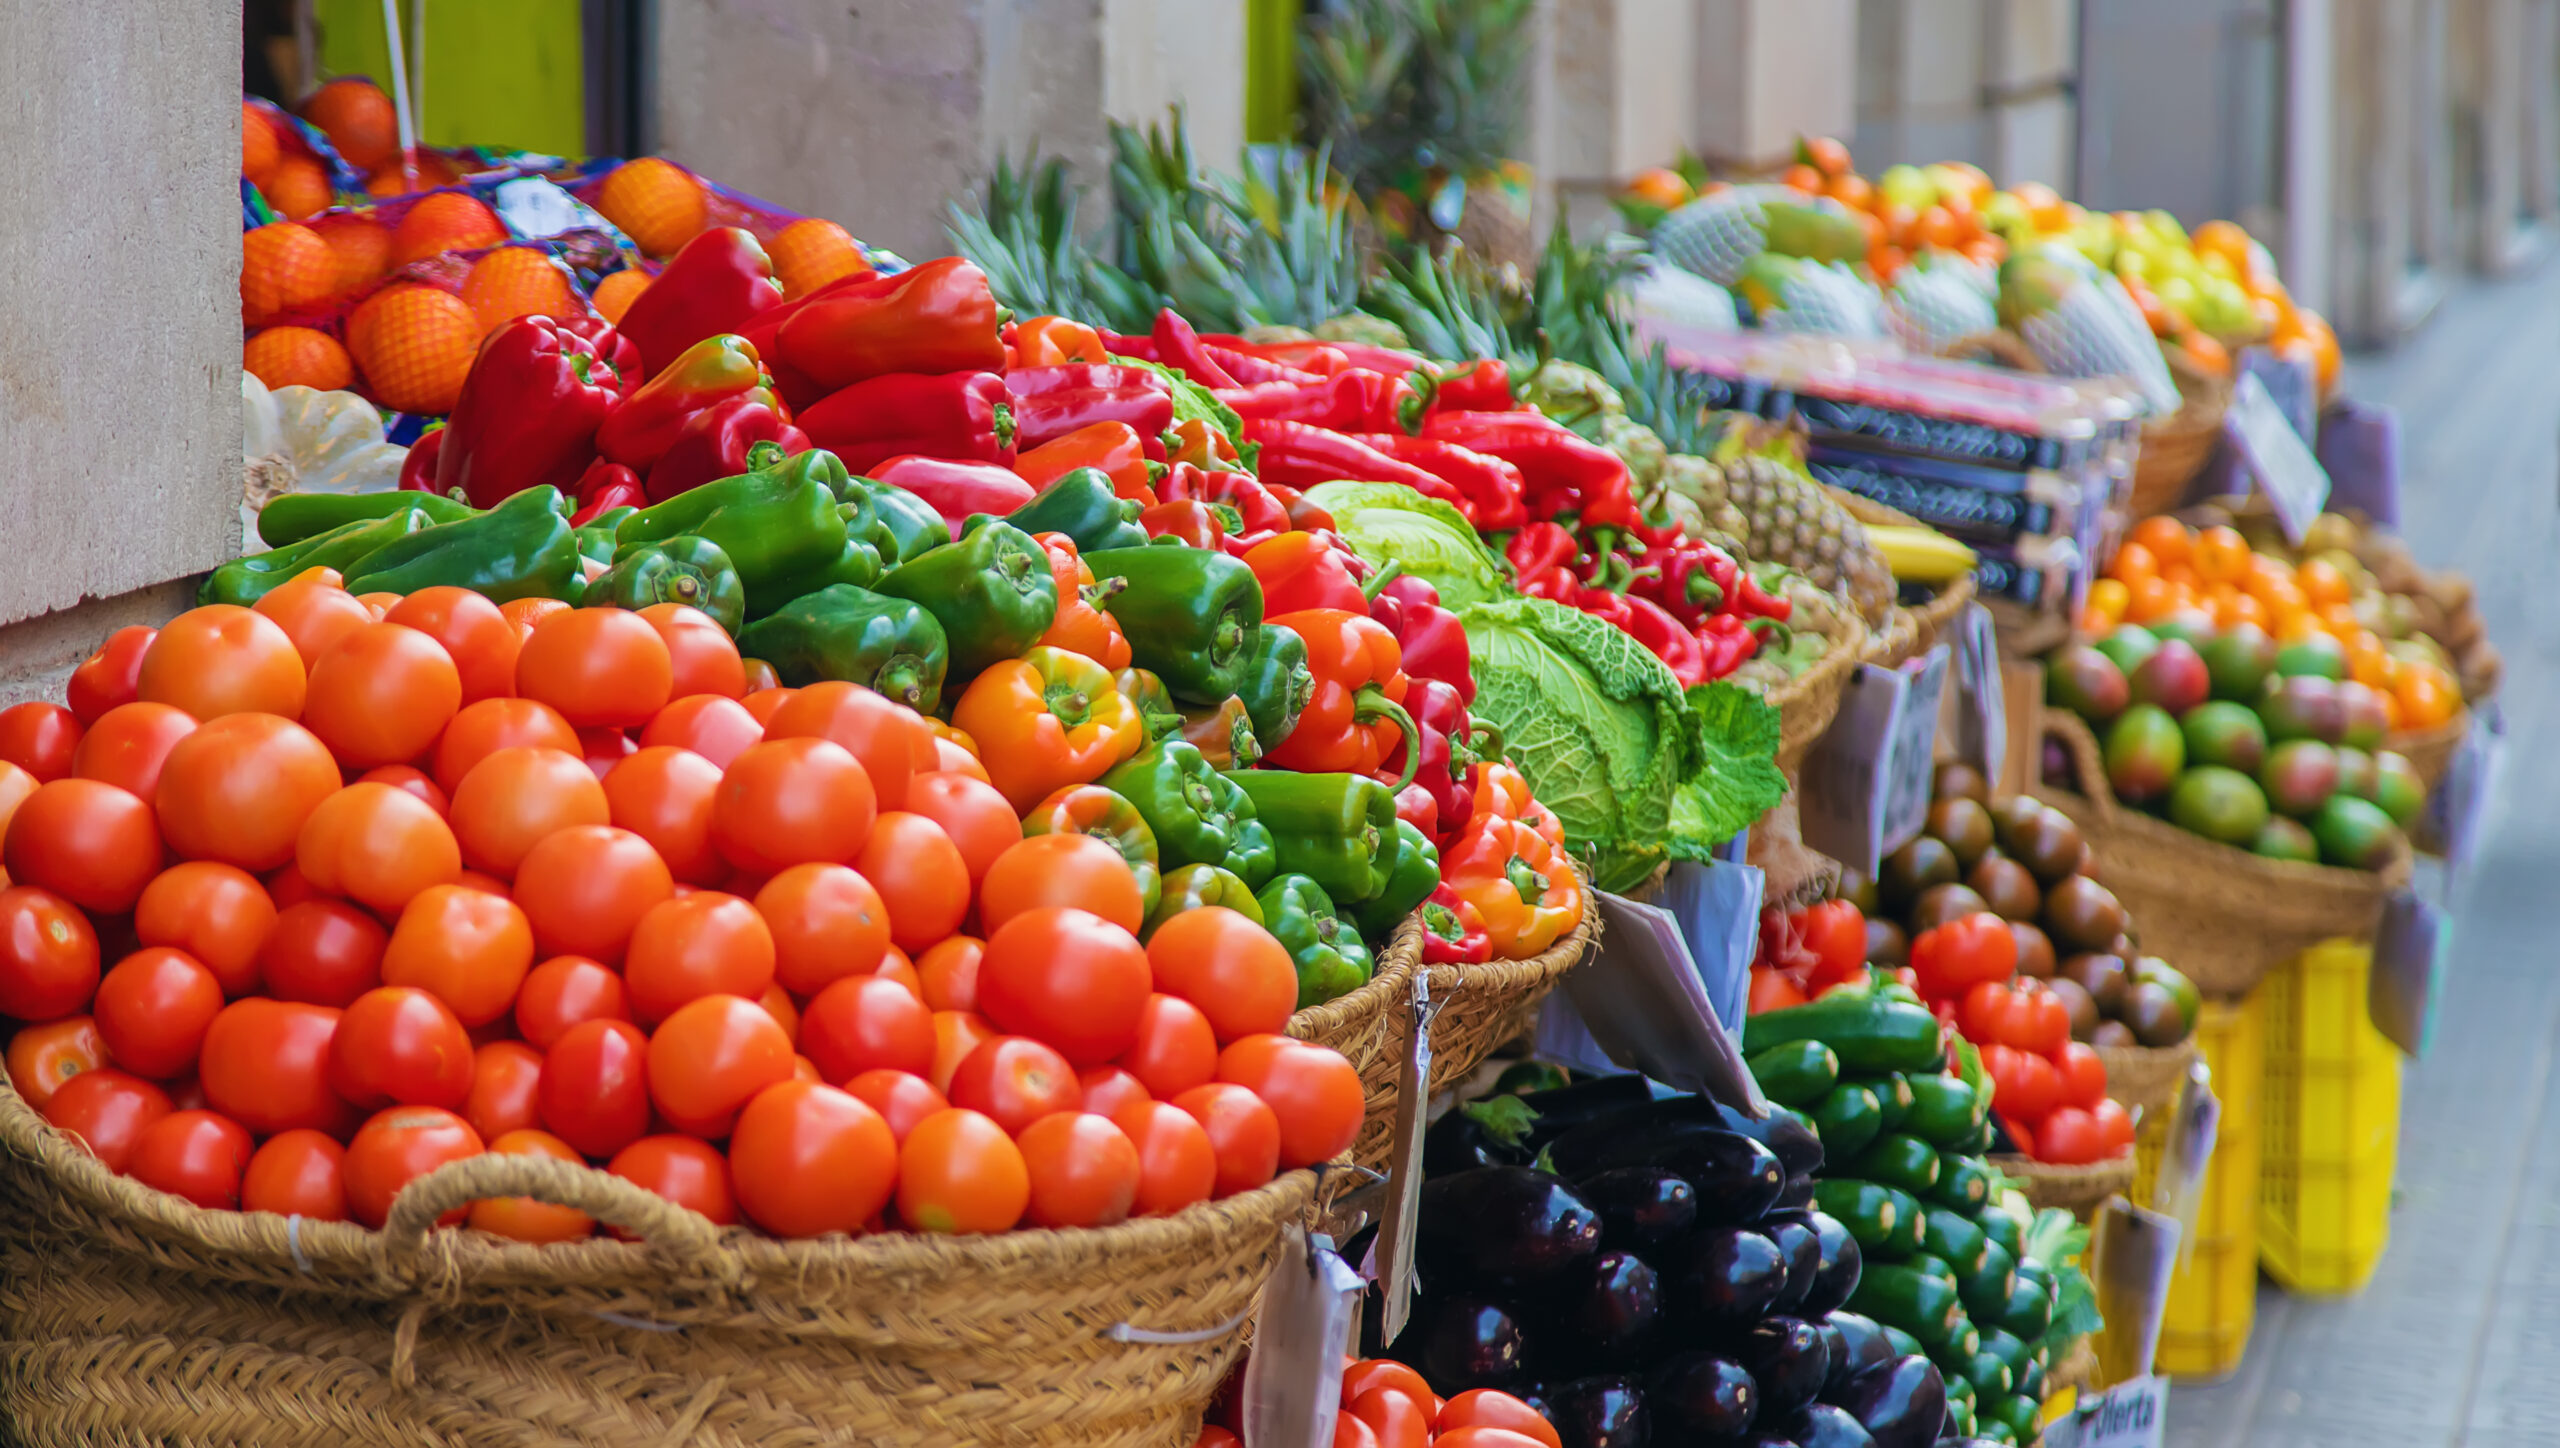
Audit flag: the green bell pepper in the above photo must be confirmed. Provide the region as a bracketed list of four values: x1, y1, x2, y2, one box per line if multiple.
[202, 506, 436, 607]
[1099, 741, 1274, 887]
[1225, 771, 1399, 904]
[1352, 819, 1442, 938]
[746, 530, 883, 620]
[1256, 873, 1374, 1009]
[735, 583, 950, 712]
[1079, 545, 1264, 703]
[592, 535, 746, 634]
[342, 485, 583, 604]
[874, 520, 1057, 679]
[1144, 864, 1264, 939]
[1114, 668, 1184, 741]
[616, 448, 849, 618]
[1005, 467, 1148, 554]
[257, 489, 478, 548]
[1234, 623, 1313, 752]
[575, 506, 638, 565]
[842, 474, 948, 567]
[1021, 784, 1162, 919]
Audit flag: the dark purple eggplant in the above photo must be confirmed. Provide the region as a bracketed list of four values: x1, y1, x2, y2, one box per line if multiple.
[1777, 1402, 1879, 1448]
[1646, 1352, 1757, 1437]
[1731, 1438, 1802, 1448]
[1820, 1311, 1895, 1401]
[1560, 1093, 1826, 1178]
[1545, 1121, 1784, 1226]
[1545, 1374, 1649, 1448]
[1425, 1095, 1541, 1176]
[1574, 1166, 1699, 1250]
[1516, 1075, 1685, 1148]
[1669, 1226, 1787, 1336]
[1399, 1294, 1529, 1396]
[1758, 1210, 1822, 1312]
[1801, 1212, 1863, 1318]
[1736, 1316, 1831, 1420]
[1775, 1172, 1818, 1210]
[1417, 1167, 1601, 1289]
[1551, 1249, 1662, 1367]
[1838, 1355, 1946, 1448]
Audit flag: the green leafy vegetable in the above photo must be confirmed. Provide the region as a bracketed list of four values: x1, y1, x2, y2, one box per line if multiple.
[1107, 355, 1243, 440]
[1302, 482, 1512, 607]
[2022, 1207, 2102, 1357]
[1666, 682, 1788, 856]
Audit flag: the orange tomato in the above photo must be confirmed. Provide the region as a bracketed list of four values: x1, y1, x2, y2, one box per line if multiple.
[622, 892, 778, 1024]
[1110, 1098, 1216, 1217]
[896, 1106, 1029, 1234]
[385, 588, 520, 704]
[69, 701, 196, 803]
[606, 1133, 737, 1226]
[599, 744, 725, 886]
[294, 781, 462, 916]
[301, 621, 463, 768]
[1347, 1387, 1432, 1448]
[3, 778, 160, 914]
[756, 862, 893, 997]
[1216, 1034, 1362, 1168]
[1779, 163, 1824, 194]
[1016, 1111, 1141, 1228]
[976, 833, 1146, 938]
[241, 1127, 349, 1219]
[252, 575, 373, 669]
[512, 825, 675, 965]
[646, 993, 795, 1135]
[1436, 1391, 1562, 1447]
[138, 606, 307, 722]
[854, 811, 973, 954]
[639, 694, 764, 771]
[711, 738, 878, 877]
[449, 746, 610, 877]
[380, 883, 536, 1027]
[725, 1081, 897, 1237]
[1142, 908, 1297, 1043]
[637, 603, 745, 701]
[430, 697, 580, 795]
[342, 1104, 483, 1228]
[468, 1128, 595, 1243]
[516, 609, 672, 730]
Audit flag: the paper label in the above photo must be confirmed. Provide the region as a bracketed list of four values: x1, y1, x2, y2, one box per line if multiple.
[2425, 698, 2504, 876]
[2227, 372, 2332, 543]
[2046, 1374, 2172, 1448]
[1240, 1228, 1366, 1448]
[1951, 604, 2007, 783]
[1560, 891, 1764, 1109]
[2090, 1198, 2184, 1385]
[1880, 648, 1950, 855]
[2147, 1060, 2220, 1265]
[1371, 969, 1436, 1345]
[1657, 858, 1766, 1038]
[1800, 651, 1947, 875]
[2237, 344, 2319, 440]
[2369, 887, 2448, 1058]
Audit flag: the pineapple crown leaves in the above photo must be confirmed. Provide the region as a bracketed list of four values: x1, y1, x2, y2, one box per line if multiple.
[1298, 0, 1536, 191]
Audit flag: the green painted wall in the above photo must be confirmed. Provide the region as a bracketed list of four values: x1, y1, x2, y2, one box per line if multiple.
[315, 0, 586, 158]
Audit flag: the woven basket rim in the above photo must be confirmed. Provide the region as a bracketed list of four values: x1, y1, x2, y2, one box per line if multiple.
[1770, 610, 1870, 713]
[1287, 912, 1419, 1045]
[1990, 1151, 2136, 1210]
[1422, 882, 1602, 1000]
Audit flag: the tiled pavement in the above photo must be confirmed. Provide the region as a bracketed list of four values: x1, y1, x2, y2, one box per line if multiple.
[2168, 261, 2560, 1447]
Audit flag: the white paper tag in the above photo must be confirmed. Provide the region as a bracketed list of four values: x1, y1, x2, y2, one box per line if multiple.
[2236, 345, 2319, 440]
[1657, 858, 1766, 1037]
[1241, 1228, 1366, 1448]
[2147, 1061, 2220, 1266]
[2227, 372, 2332, 544]
[1372, 969, 1436, 1345]
[2046, 1374, 2172, 1448]
[2090, 1198, 2184, 1385]
[2425, 698, 2504, 877]
[2369, 888, 2447, 1058]
[1950, 603, 2007, 783]
[1799, 664, 1910, 876]
[1880, 648, 1950, 856]
[1564, 892, 1765, 1109]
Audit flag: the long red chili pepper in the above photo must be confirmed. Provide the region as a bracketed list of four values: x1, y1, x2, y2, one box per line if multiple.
[1149, 309, 1240, 389]
[1239, 418, 1464, 507]
[1350, 433, 1527, 531]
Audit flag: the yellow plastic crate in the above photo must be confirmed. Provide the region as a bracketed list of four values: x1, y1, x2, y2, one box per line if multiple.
[2259, 941, 2402, 1292]
[2115, 991, 2266, 1381]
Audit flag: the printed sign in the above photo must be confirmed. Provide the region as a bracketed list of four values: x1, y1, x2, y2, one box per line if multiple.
[1950, 603, 2007, 783]
[2227, 372, 2331, 543]
[2370, 887, 2449, 1058]
[2148, 1061, 2220, 1265]
[1371, 970, 1437, 1345]
[1241, 1228, 1366, 1448]
[1799, 649, 1948, 875]
[1550, 891, 1763, 1109]
[2090, 1199, 2184, 1386]
[1657, 857, 1766, 1038]
[2045, 1374, 2171, 1448]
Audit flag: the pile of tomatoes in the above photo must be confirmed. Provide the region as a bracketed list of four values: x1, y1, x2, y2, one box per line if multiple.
[0, 575, 1361, 1240]
[1192, 1357, 1562, 1448]
[1910, 915, 2134, 1166]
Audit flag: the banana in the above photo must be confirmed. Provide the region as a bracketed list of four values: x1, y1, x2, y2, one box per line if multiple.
[1865, 524, 1978, 584]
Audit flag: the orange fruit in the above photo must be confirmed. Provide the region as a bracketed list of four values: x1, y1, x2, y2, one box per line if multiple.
[364, 150, 464, 200]
[2209, 590, 2267, 631]
[2293, 557, 2350, 609]
[1826, 172, 1874, 211]
[2192, 219, 2252, 273]
[1802, 136, 1852, 178]
[391, 193, 507, 267]
[769, 218, 865, 299]
[309, 212, 395, 298]
[1912, 206, 1959, 251]
[2084, 578, 2130, 624]
[2156, 560, 2196, 589]
[260, 156, 335, 221]
[2127, 515, 2192, 569]
[460, 247, 582, 335]
[242, 222, 339, 325]
[2105, 540, 2159, 587]
[2190, 525, 2252, 584]
[590, 268, 650, 324]
[2299, 311, 2341, 397]
[244, 328, 355, 392]
[2177, 329, 2233, 378]
[300, 79, 399, 171]
[1779, 163, 1824, 195]
[2393, 668, 2457, 730]
[2123, 575, 2175, 624]
[595, 158, 707, 258]
[347, 285, 479, 416]
[242, 102, 281, 183]
[1623, 167, 1693, 211]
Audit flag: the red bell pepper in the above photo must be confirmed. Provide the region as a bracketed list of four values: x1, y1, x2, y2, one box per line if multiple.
[1468, 761, 1567, 851]
[1006, 365, 1177, 450]
[1430, 358, 1514, 413]
[554, 318, 642, 393]
[1262, 608, 1417, 788]
[612, 227, 784, 380]
[1095, 328, 1157, 362]
[1632, 537, 1730, 624]
[644, 397, 811, 502]
[1395, 784, 1440, 841]
[1157, 464, 1287, 547]
[1217, 368, 1429, 434]
[571, 459, 646, 525]
[1504, 521, 1579, 579]
[1422, 411, 1640, 534]
[1240, 418, 1464, 508]
[1619, 593, 1710, 686]
[1148, 309, 1240, 389]
[1733, 571, 1793, 622]
[435, 317, 624, 507]
[1010, 316, 1109, 367]
[1370, 574, 1475, 705]
[1419, 884, 1493, 965]
[596, 334, 775, 475]
[1139, 499, 1227, 551]
[775, 256, 1005, 393]
[733, 269, 875, 409]
[1015, 421, 1156, 503]
[1383, 676, 1475, 828]
[398, 426, 445, 493]
[1244, 532, 1366, 616]
[1267, 485, 1336, 534]
[1349, 433, 1527, 530]
[796, 370, 1015, 475]
[1164, 417, 1244, 473]
[872, 455, 1036, 537]
[1698, 613, 1756, 679]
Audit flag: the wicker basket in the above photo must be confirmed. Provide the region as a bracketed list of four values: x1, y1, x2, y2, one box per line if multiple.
[2386, 707, 2468, 790]
[1823, 488, 1982, 670]
[2129, 348, 2232, 519]
[1423, 869, 1603, 1099]
[2030, 712, 2407, 998]
[1289, 915, 1420, 1169]
[1772, 613, 1869, 777]
[0, 1075, 1313, 1448]
[2045, 1334, 2102, 1397]
[1992, 1152, 2136, 1217]
[2096, 1037, 2198, 1122]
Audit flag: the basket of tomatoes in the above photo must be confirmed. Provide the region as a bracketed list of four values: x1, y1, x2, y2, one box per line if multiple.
[0, 587, 1380, 1448]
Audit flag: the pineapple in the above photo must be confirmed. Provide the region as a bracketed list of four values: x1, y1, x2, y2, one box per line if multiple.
[1714, 421, 1896, 625]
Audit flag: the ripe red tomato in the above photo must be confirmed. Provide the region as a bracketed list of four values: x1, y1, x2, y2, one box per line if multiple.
[41, 1068, 172, 1171]
[259, 899, 387, 1006]
[0, 702, 82, 782]
[384, 588, 519, 704]
[637, 604, 745, 701]
[2092, 1097, 2136, 1154]
[755, 863, 891, 997]
[1215, 1035, 1361, 1169]
[296, 781, 462, 916]
[69, 702, 196, 801]
[5, 777, 162, 914]
[1960, 980, 2021, 1047]
[1016, 1111, 1140, 1229]
[343, 1104, 484, 1228]
[639, 694, 764, 770]
[1795, 899, 1868, 987]
[199, 998, 346, 1136]
[359, 765, 451, 817]
[1076, 1065, 1150, 1120]
[577, 724, 637, 780]
[607, 1134, 738, 1228]
[153, 713, 340, 872]
[900, 772, 1020, 885]
[1986, 1045, 2061, 1123]
[328, 985, 473, 1110]
[599, 745, 723, 885]
[515, 608, 673, 730]
[92, 946, 225, 1080]
[67, 626, 158, 725]
[854, 811, 971, 954]
[647, 993, 795, 1136]
[1909, 913, 2018, 1000]
[382, 883, 536, 1026]
[251, 576, 371, 670]
[240, 1128, 348, 1219]
[538, 1019, 652, 1159]
[1333, 1414, 1378, 1448]
[740, 687, 796, 726]
[1109, 1099, 1216, 1217]
[510, 825, 673, 964]
[1144, 908, 1296, 1043]
[302, 621, 464, 768]
[800, 975, 936, 1084]
[125, 1109, 255, 1209]
[1194, 1427, 1241, 1448]
[728, 1080, 898, 1237]
[1432, 1429, 1550, 1448]
[623, 892, 775, 1023]
[760, 681, 929, 812]
[134, 861, 275, 994]
[448, 746, 608, 876]
[0, 885, 102, 1021]
[1435, 1391, 1558, 1447]
[1172, 1083, 1281, 1198]
[513, 955, 628, 1049]
[977, 834, 1145, 937]
[2056, 1040, 2108, 1110]
[947, 1035, 1082, 1135]
[1115, 993, 1218, 1101]
[976, 907, 1151, 1066]
[1339, 1361, 1435, 1415]
[429, 697, 579, 794]
[6, 1015, 107, 1109]
[464, 1039, 543, 1142]
[2014, 984, 2072, 1057]
[710, 737, 877, 876]
[928, 1009, 997, 1095]
[1346, 1387, 1432, 1448]
[915, 935, 981, 1013]
[896, 1106, 1028, 1234]
[468, 1127, 595, 1243]
[2035, 1106, 2105, 1165]
[1749, 965, 1810, 1015]
[0, 761, 35, 853]
[843, 1068, 949, 1142]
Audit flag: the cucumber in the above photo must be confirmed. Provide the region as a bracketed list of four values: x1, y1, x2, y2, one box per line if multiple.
[2016, 1260, 2056, 1301]
[1922, 1207, 1990, 1277]
[1979, 1326, 2032, 1387]
[1998, 1272, 2053, 1342]
[1882, 1324, 1924, 1358]
[1853, 1133, 1942, 1196]
[1960, 1119, 1999, 1154]
[1870, 1072, 1916, 1132]
[1811, 1083, 1884, 1161]
[1904, 1251, 1960, 1296]
[1928, 1326, 1979, 1379]
[1977, 1420, 2019, 1444]
[1904, 1073, 1985, 1147]
[1850, 1263, 1965, 1347]
[1946, 1396, 1978, 1440]
[1880, 1185, 1927, 1257]
[1943, 1373, 1976, 1413]
[1961, 1239, 2019, 1322]
[1979, 1208, 2024, 1259]
[1743, 994, 1946, 1073]
[2014, 1351, 2047, 1402]
[1991, 1393, 2044, 1440]
[1749, 1040, 1842, 1107]
[1932, 1153, 1994, 1213]
[1813, 1179, 1918, 1258]
[1965, 1351, 2012, 1402]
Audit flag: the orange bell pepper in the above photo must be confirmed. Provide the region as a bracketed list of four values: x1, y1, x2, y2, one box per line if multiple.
[1030, 533, 1132, 671]
[1010, 315, 1110, 367]
[1260, 608, 1416, 787]
[1165, 417, 1242, 471]
[1465, 761, 1567, 850]
[948, 645, 1147, 812]
[1015, 421, 1157, 504]
[1442, 815, 1585, 959]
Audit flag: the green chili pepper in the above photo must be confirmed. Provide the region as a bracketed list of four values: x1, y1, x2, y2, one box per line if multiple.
[1005, 467, 1149, 553]
[841, 475, 948, 567]
[1234, 623, 1313, 751]
[593, 535, 746, 633]
[1021, 784, 1161, 918]
[1178, 697, 1260, 770]
[575, 506, 638, 566]
[874, 520, 1057, 679]
[1224, 770, 1399, 904]
[257, 489, 478, 548]
[202, 507, 436, 607]
[1144, 864, 1264, 939]
[1352, 818, 1442, 938]
[1113, 668, 1185, 741]
[616, 446, 850, 618]
[1256, 873, 1375, 1009]
[1099, 740, 1271, 887]
[1079, 545, 1264, 703]
[735, 583, 950, 712]
[342, 485, 583, 603]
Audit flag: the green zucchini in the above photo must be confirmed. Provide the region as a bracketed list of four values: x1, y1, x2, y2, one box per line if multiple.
[1977, 1419, 2019, 1444]
[1923, 1207, 1991, 1278]
[1960, 1118, 1999, 1154]
[1853, 1133, 1942, 1196]
[1945, 1397, 1978, 1441]
[1990, 1393, 2044, 1440]
[1965, 1351, 2012, 1402]
[1871, 1072, 1916, 1132]
[1812, 1082, 1884, 1161]
[1850, 1263, 1965, 1347]
[1943, 1373, 1976, 1413]
[2013, 1352, 2047, 1403]
[1931, 1153, 1994, 1213]
[1978, 1207, 2025, 1259]
[1748, 1040, 1842, 1107]
[1929, 1328, 1979, 1379]
[1998, 1272, 2054, 1341]
[1743, 994, 1946, 1073]
[1905, 1251, 1960, 1295]
[1813, 1178, 1917, 1258]
[1962, 1239, 2019, 1322]
[1882, 1325, 1924, 1358]
[1905, 1073, 1985, 1146]
[1979, 1326, 2032, 1386]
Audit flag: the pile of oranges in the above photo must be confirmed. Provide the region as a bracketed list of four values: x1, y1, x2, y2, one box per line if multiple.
[2084, 515, 2463, 731]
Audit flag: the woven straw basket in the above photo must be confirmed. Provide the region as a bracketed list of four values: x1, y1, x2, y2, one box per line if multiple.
[2387, 707, 2468, 790]
[2030, 712, 2406, 999]
[1991, 1152, 2136, 1217]
[0, 1075, 1313, 1448]
[1772, 613, 1869, 778]
[1289, 914, 1420, 1169]
[1423, 866, 1602, 1101]
[1825, 488, 1981, 672]
[2097, 1038, 2197, 1122]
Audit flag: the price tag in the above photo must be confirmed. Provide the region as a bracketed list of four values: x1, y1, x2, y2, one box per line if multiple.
[1799, 650, 1947, 875]
[1239, 1228, 1366, 1448]
[1557, 890, 1764, 1109]
[2146, 1060, 2220, 1266]
[2236, 344, 2319, 440]
[2045, 1374, 2172, 1448]
[2424, 698, 2505, 879]
[1656, 858, 1766, 1037]
[2089, 1198, 2184, 1386]
[1370, 970, 1436, 1346]
[1949, 603, 2007, 782]
[2226, 372, 2332, 544]
[2369, 887, 2449, 1058]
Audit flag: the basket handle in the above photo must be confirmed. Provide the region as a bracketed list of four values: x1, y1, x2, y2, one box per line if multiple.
[2040, 710, 2122, 827]
[376, 1152, 737, 1281]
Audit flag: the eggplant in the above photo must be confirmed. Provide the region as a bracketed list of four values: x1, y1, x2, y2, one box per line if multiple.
[1777, 1402, 1879, 1448]
[1417, 1167, 1601, 1288]
[1575, 1166, 1698, 1251]
[1759, 1210, 1822, 1312]
[1546, 1120, 1784, 1226]
[1551, 1249, 1662, 1367]
[1516, 1075, 1685, 1148]
[1736, 1316, 1832, 1420]
[1545, 1374, 1650, 1448]
[1775, 1172, 1818, 1210]
[1399, 1294, 1529, 1396]
[1801, 1212, 1864, 1318]
[1425, 1096, 1540, 1176]
[1668, 1226, 1787, 1337]
[1549, 1093, 1825, 1179]
[1839, 1355, 1947, 1448]
[1647, 1352, 1758, 1437]
[1820, 1311, 1896, 1401]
